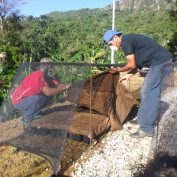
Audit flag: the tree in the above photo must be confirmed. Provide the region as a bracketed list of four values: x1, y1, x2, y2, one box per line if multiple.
[168, 3, 177, 58]
[0, 0, 23, 33]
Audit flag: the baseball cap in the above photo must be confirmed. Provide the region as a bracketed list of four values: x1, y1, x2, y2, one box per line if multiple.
[40, 57, 53, 73]
[103, 30, 123, 44]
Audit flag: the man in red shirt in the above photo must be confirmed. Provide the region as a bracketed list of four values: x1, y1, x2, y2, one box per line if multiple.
[11, 58, 70, 128]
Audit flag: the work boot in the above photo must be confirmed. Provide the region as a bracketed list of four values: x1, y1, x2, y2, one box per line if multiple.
[131, 129, 154, 138]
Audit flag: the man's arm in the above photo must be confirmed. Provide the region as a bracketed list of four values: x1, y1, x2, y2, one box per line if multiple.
[110, 54, 137, 73]
[118, 54, 137, 72]
[41, 84, 70, 96]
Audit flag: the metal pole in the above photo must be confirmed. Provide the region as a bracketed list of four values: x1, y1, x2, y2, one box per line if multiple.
[112, 0, 115, 30]
[111, 0, 116, 64]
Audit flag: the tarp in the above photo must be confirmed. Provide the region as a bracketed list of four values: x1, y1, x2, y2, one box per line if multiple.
[67, 71, 138, 138]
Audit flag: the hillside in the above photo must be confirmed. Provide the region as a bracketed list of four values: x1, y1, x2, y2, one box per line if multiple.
[105, 0, 172, 11]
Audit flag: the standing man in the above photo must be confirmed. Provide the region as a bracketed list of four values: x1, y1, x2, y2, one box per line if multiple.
[103, 30, 172, 138]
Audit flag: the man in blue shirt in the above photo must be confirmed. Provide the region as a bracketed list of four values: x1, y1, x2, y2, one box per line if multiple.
[103, 30, 172, 138]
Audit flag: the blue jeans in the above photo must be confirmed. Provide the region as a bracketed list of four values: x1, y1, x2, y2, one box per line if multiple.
[137, 61, 172, 134]
[14, 94, 51, 124]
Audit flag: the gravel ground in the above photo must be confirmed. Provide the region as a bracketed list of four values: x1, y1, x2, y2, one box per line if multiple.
[66, 87, 177, 177]
[68, 122, 152, 177]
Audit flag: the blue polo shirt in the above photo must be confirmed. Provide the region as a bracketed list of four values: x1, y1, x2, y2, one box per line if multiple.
[121, 34, 172, 69]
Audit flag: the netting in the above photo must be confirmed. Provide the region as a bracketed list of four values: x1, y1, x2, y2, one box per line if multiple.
[0, 62, 91, 175]
[150, 62, 177, 157]
[0, 62, 137, 175]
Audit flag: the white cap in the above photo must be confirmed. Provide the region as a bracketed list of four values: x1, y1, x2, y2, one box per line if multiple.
[40, 57, 52, 63]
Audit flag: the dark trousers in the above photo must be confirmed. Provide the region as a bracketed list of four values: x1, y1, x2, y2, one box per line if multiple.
[14, 94, 51, 123]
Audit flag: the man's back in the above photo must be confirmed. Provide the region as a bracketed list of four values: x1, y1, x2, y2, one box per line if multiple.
[11, 70, 47, 105]
[122, 34, 172, 68]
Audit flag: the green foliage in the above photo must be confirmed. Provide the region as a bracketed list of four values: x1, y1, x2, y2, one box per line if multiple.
[0, 6, 176, 102]
[167, 4, 177, 55]
[53, 65, 91, 83]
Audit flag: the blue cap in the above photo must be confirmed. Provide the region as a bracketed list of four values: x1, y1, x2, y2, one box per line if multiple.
[103, 30, 123, 44]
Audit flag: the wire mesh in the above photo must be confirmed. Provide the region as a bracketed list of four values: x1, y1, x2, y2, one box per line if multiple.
[0, 62, 91, 175]
[150, 62, 177, 157]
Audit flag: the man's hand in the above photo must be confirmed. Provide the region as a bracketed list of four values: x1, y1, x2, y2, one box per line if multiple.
[58, 84, 71, 90]
[109, 68, 119, 74]
[64, 84, 71, 90]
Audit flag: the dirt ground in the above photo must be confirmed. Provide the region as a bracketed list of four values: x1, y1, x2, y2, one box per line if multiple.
[0, 140, 88, 177]
[0, 74, 142, 177]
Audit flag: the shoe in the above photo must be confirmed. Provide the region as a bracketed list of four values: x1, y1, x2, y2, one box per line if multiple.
[20, 118, 31, 131]
[129, 116, 138, 125]
[129, 118, 138, 125]
[20, 118, 29, 125]
[131, 129, 154, 138]
[32, 114, 42, 120]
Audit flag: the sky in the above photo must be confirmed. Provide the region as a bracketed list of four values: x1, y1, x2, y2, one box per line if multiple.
[19, 0, 112, 17]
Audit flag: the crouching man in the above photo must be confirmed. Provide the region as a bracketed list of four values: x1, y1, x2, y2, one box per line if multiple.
[11, 58, 70, 129]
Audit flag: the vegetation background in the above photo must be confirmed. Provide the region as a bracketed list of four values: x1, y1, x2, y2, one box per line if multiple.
[0, 0, 176, 103]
